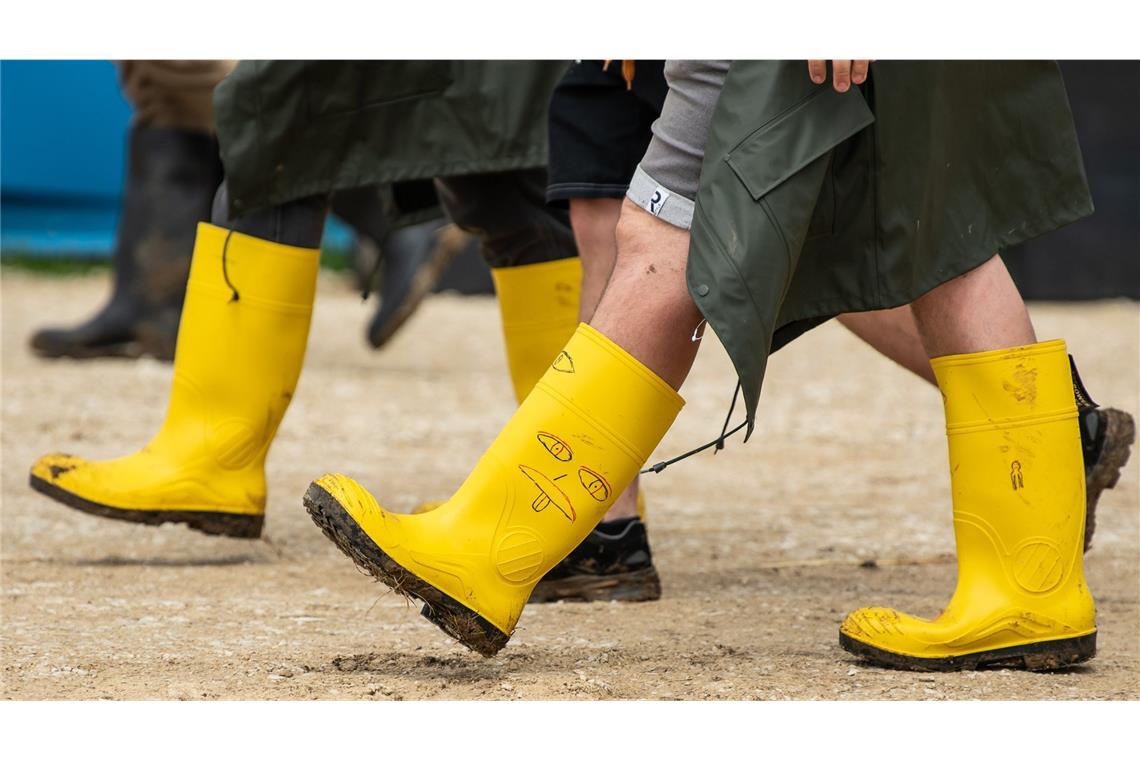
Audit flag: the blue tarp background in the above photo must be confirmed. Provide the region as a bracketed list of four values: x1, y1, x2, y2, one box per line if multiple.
[2, 61, 131, 254]
[0, 60, 352, 257]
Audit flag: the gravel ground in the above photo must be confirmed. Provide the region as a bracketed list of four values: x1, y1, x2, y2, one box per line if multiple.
[2, 269, 1136, 700]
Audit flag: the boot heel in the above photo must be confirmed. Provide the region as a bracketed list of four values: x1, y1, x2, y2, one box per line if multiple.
[1016, 633, 1097, 671]
[182, 511, 264, 539]
[419, 602, 511, 657]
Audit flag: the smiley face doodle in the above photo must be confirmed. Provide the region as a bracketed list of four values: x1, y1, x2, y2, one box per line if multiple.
[537, 432, 573, 462]
[518, 464, 576, 522]
[577, 466, 612, 502]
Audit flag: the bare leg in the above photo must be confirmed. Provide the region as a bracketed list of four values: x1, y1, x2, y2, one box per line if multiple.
[570, 197, 645, 520]
[838, 252, 1037, 381]
[570, 198, 622, 322]
[910, 254, 1035, 356]
[591, 199, 704, 389]
[837, 307, 937, 385]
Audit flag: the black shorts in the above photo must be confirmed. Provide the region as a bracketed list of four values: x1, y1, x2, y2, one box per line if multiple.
[546, 60, 667, 205]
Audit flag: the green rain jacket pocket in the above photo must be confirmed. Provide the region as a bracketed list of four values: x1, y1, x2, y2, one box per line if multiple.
[724, 87, 873, 238]
[688, 83, 874, 435]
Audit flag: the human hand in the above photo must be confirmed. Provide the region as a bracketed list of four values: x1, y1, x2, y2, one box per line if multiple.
[806, 60, 871, 92]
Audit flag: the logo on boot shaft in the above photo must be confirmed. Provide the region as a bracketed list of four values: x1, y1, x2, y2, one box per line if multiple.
[1012, 541, 1064, 593]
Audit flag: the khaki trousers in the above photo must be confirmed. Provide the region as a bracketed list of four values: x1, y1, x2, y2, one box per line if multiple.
[118, 60, 236, 133]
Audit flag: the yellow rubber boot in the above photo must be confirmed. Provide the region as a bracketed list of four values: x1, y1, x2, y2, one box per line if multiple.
[840, 340, 1097, 670]
[29, 223, 319, 539]
[304, 323, 683, 655]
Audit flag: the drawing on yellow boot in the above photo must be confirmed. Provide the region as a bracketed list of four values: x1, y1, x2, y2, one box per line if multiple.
[578, 466, 612, 502]
[537, 432, 573, 462]
[518, 464, 576, 521]
[552, 351, 575, 373]
[1010, 460, 1024, 490]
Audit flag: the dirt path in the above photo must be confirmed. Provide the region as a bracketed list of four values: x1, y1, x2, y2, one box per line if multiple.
[2, 270, 1137, 700]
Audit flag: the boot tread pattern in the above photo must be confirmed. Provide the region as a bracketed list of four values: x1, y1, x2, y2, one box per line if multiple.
[1084, 408, 1135, 552]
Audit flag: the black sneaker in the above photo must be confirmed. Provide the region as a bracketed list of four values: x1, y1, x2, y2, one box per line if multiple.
[529, 517, 662, 603]
[1079, 406, 1135, 553]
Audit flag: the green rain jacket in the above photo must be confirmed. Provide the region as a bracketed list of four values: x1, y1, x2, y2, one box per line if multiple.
[213, 60, 568, 219]
[687, 61, 1093, 435]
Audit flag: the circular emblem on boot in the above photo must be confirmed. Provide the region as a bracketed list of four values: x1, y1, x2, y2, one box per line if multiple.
[1012, 541, 1064, 593]
[494, 529, 546, 583]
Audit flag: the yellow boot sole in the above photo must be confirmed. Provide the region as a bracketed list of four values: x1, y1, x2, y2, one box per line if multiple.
[29, 471, 263, 539]
[839, 630, 1096, 672]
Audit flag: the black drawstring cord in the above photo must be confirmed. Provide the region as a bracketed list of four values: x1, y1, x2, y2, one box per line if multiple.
[641, 383, 748, 475]
[717, 380, 741, 446]
[221, 227, 240, 302]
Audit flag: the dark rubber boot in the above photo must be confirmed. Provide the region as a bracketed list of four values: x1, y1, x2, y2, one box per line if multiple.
[330, 187, 466, 350]
[364, 221, 466, 349]
[29, 126, 223, 361]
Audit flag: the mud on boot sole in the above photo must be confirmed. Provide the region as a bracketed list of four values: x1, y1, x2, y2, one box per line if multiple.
[29, 474, 263, 539]
[302, 481, 510, 657]
[1084, 408, 1135, 553]
[529, 566, 662, 603]
[839, 631, 1096, 672]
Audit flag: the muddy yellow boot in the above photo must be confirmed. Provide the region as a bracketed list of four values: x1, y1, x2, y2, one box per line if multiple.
[29, 223, 319, 539]
[304, 324, 683, 655]
[840, 340, 1097, 670]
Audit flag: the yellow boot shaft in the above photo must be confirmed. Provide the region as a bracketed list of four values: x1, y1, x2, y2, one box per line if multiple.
[491, 258, 581, 403]
[488, 258, 648, 519]
[842, 340, 1096, 666]
[310, 324, 682, 642]
[31, 223, 318, 521]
